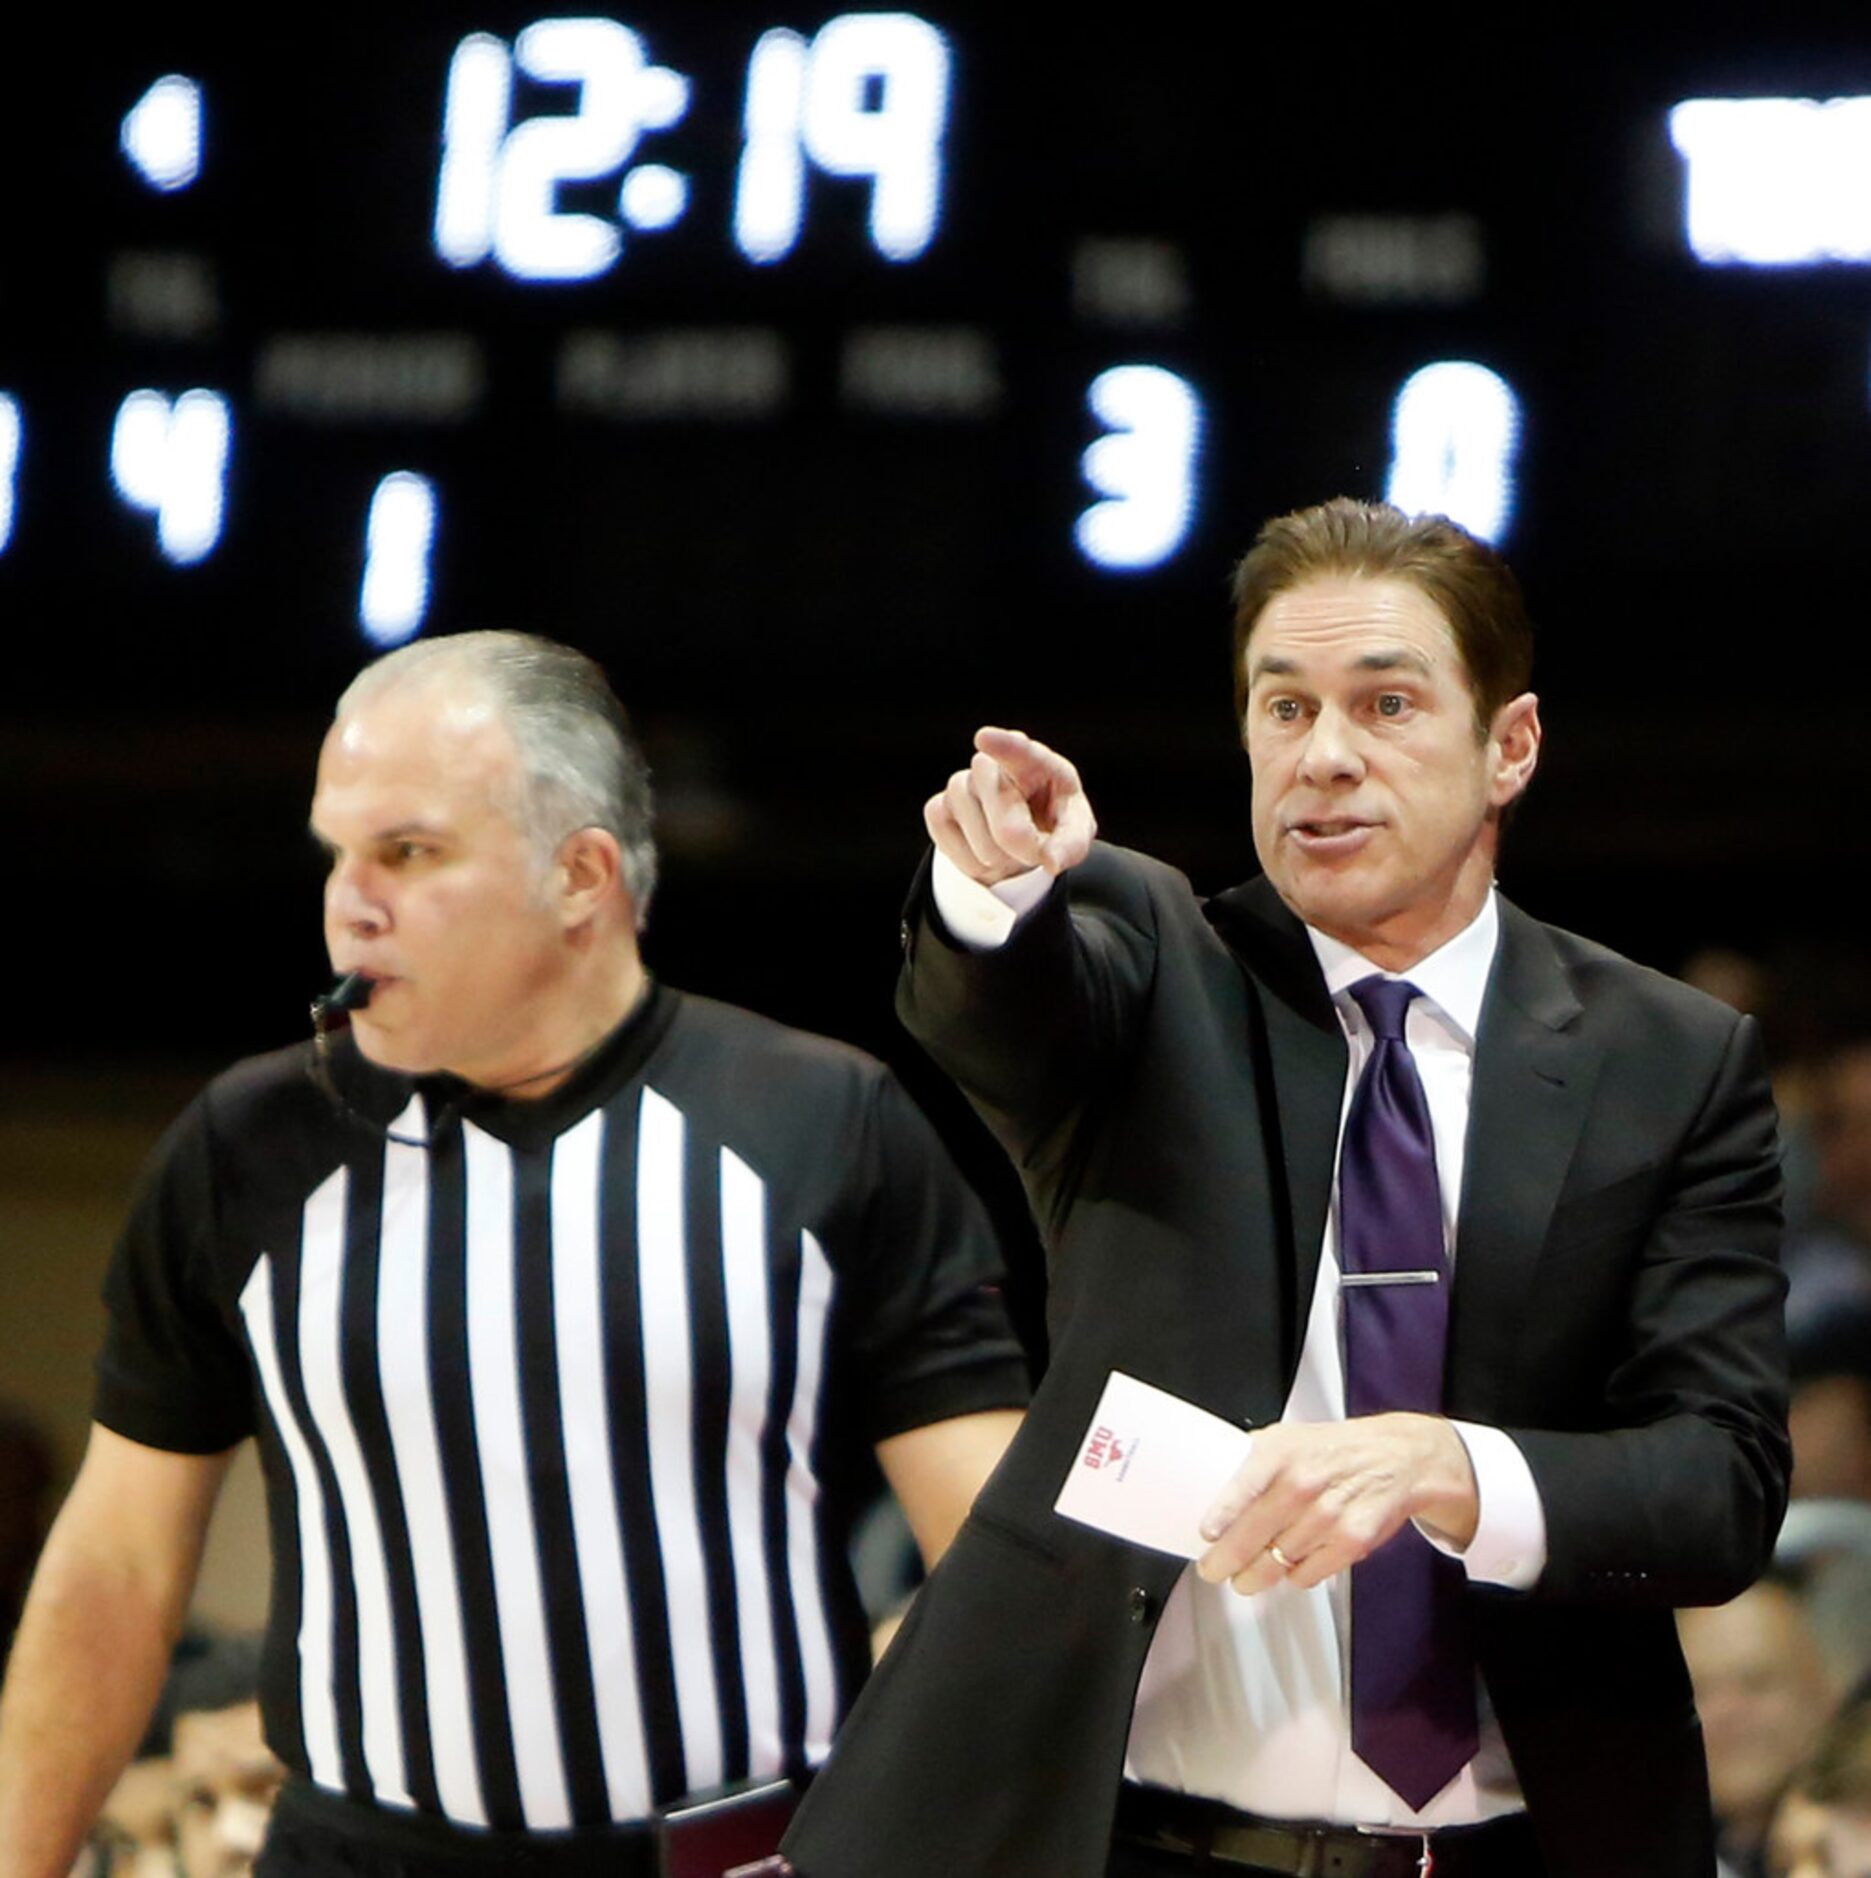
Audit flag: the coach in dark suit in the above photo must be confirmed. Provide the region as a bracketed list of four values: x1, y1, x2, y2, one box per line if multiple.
[783, 499, 1789, 1878]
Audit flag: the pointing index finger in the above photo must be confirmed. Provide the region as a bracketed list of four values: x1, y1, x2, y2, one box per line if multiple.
[973, 726, 1078, 797]
[968, 727, 1094, 875]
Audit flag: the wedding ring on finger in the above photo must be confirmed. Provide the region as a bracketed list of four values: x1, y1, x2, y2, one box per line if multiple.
[1266, 1542, 1295, 1572]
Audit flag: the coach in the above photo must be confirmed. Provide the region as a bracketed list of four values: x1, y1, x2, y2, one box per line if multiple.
[783, 499, 1789, 1878]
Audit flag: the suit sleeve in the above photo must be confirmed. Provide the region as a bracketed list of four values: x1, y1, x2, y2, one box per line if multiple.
[1505, 1012, 1789, 1609]
[895, 844, 1161, 1174]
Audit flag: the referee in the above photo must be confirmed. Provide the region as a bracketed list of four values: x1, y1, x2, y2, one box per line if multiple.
[0, 633, 1029, 1877]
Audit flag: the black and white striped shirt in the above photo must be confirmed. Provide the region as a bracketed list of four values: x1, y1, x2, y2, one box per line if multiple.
[96, 982, 1027, 1833]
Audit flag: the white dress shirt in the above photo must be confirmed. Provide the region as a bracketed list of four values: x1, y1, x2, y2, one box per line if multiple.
[930, 853, 1548, 1827]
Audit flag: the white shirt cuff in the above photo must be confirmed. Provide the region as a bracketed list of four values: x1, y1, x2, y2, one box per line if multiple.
[929, 850, 1052, 952]
[1418, 1420, 1547, 1591]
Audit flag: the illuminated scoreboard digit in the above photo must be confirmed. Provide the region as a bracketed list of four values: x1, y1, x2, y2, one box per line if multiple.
[120, 73, 202, 191]
[1384, 363, 1521, 549]
[1076, 367, 1204, 573]
[0, 396, 20, 553]
[109, 389, 232, 566]
[360, 473, 440, 648]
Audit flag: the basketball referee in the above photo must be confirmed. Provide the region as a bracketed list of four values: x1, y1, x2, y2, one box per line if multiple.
[0, 633, 1029, 1877]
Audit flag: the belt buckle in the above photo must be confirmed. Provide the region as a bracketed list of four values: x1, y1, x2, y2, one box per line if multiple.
[1346, 1826, 1433, 1878]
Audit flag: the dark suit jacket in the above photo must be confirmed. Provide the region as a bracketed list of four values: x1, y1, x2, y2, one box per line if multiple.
[785, 845, 1789, 1878]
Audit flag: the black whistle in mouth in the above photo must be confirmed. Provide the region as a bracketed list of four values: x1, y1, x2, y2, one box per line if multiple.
[312, 971, 374, 1026]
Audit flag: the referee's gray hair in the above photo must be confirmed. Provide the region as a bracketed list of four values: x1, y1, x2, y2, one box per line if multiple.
[337, 631, 658, 921]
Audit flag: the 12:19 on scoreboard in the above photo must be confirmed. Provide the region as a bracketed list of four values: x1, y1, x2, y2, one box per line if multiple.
[433, 12, 954, 279]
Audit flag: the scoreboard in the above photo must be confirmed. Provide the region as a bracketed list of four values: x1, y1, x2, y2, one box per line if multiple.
[10, 13, 1871, 698]
[2, 10, 1864, 1053]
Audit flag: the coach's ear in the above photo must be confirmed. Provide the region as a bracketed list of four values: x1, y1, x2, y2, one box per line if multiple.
[1487, 692, 1541, 809]
[553, 826, 624, 931]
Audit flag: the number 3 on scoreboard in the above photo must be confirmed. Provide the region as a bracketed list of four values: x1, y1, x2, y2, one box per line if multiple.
[1075, 366, 1204, 574]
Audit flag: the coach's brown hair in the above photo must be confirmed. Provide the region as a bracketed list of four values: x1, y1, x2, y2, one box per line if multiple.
[1230, 498, 1534, 736]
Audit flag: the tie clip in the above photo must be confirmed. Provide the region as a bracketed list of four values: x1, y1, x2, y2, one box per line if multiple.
[1340, 1270, 1440, 1287]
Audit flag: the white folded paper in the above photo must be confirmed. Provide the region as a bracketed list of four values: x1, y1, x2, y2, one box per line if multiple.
[1052, 1370, 1255, 1560]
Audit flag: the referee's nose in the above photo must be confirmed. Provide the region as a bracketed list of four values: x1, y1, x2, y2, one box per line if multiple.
[324, 858, 390, 938]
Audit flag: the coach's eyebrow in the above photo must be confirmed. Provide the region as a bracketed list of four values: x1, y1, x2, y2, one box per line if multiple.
[1350, 648, 1434, 676]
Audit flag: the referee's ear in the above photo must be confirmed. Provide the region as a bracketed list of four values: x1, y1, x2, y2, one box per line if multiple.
[552, 825, 626, 933]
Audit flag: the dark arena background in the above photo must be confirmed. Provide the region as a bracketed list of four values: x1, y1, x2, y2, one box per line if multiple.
[1, 9, 1864, 1241]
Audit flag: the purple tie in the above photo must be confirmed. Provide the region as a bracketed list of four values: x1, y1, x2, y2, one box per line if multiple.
[1339, 975, 1477, 1810]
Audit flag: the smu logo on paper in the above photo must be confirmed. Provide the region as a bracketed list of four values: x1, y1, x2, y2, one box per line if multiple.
[1081, 1424, 1139, 1480]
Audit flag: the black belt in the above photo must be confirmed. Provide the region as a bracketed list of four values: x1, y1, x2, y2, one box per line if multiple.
[268, 1778, 658, 1875]
[267, 1774, 801, 1877]
[1114, 1783, 1536, 1878]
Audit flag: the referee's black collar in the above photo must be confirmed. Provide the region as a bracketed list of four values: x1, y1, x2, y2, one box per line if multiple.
[419, 976, 681, 1149]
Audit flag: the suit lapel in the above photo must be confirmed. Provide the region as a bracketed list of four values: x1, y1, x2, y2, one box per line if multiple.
[1447, 899, 1599, 1411]
[1206, 876, 1346, 1387]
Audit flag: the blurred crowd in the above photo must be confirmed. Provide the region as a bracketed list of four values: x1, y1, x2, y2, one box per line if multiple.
[1678, 943, 1871, 1878]
[2, 938, 1868, 1875]
[74, 1637, 280, 1878]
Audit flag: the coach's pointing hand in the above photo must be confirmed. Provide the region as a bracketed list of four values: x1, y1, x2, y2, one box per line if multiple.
[925, 727, 1097, 886]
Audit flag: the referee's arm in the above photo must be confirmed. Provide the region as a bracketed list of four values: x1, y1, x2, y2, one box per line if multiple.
[877, 1406, 1024, 1569]
[0, 1424, 234, 1878]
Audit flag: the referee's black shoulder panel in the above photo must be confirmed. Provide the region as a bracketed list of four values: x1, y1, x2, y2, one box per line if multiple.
[648, 989, 892, 1248]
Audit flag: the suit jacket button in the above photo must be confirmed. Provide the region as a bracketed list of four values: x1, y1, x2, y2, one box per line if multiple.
[1128, 1586, 1154, 1624]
